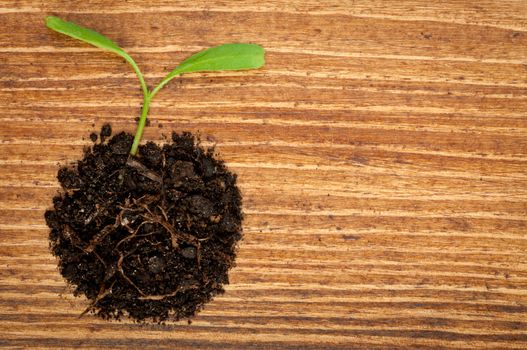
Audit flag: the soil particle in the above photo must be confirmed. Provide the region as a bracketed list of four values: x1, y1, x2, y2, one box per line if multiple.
[45, 126, 243, 322]
[100, 123, 112, 142]
[135, 117, 151, 127]
[181, 246, 197, 259]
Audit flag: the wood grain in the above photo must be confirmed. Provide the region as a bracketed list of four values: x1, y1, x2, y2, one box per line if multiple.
[1, 0, 526, 348]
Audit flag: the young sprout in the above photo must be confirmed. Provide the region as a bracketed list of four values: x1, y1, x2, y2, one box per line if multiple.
[45, 16, 265, 155]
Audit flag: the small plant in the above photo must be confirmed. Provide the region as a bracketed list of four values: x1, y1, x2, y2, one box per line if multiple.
[45, 16, 264, 322]
[46, 16, 265, 155]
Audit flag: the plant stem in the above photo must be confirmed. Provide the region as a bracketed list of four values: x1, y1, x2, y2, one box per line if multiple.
[149, 70, 181, 101]
[123, 53, 149, 98]
[130, 93, 151, 156]
[123, 52, 150, 156]
[129, 75, 181, 155]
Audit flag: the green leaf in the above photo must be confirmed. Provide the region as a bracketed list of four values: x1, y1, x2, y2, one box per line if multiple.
[175, 43, 265, 74]
[151, 43, 265, 97]
[45, 16, 148, 96]
[46, 16, 125, 57]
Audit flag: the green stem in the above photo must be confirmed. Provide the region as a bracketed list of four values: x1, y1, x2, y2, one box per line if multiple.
[123, 53, 149, 98]
[122, 52, 151, 156]
[149, 70, 181, 100]
[130, 93, 151, 156]
[129, 74, 180, 155]
[129, 70, 184, 156]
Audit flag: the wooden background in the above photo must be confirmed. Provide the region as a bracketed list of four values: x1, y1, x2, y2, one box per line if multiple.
[1, 1, 527, 348]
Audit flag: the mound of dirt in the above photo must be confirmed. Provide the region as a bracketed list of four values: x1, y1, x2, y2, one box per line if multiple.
[45, 125, 243, 322]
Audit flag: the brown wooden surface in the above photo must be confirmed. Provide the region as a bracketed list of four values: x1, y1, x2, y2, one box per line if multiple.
[1, 1, 527, 348]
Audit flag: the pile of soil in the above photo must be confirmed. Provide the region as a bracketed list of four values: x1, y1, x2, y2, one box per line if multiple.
[45, 125, 243, 322]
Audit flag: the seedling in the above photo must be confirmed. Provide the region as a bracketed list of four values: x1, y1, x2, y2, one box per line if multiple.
[46, 16, 265, 155]
[45, 16, 261, 321]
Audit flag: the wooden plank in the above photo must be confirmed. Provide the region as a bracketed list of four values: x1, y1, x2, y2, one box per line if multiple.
[1, 0, 526, 348]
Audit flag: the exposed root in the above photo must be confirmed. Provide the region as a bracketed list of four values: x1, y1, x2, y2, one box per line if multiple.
[79, 280, 116, 318]
[137, 284, 199, 301]
[117, 250, 146, 297]
[115, 220, 152, 250]
[85, 218, 121, 253]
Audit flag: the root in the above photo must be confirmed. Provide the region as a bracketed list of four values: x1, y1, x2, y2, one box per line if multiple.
[85, 218, 120, 253]
[157, 205, 169, 222]
[137, 283, 199, 301]
[79, 280, 115, 318]
[115, 220, 152, 250]
[75, 184, 206, 306]
[117, 250, 147, 297]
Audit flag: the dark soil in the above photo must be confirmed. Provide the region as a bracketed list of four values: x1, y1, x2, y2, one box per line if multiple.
[45, 125, 243, 322]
